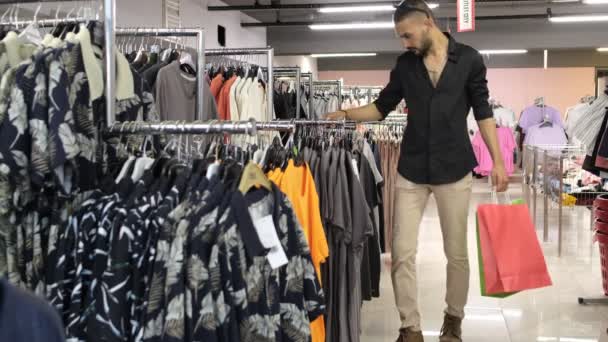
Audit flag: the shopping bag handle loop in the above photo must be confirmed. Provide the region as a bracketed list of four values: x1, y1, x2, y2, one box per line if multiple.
[490, 189, 512, 204]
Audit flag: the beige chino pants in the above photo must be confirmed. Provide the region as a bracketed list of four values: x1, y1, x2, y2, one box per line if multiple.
[391, 172, 473, 331]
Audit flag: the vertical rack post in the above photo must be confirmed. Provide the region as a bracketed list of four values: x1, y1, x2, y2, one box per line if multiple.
[338, 80, 343, 110]
[196, 29, 206, 121]
[267, 48, 274, 120]
[295, 68, 301, 118]
[522, 145, 528, 207]
[309, 75, 314, 118]
[543, 149, 549, 242]
[558, 153, 564, 256]
[533, 146, 539, 231]
[104, 0, 116, 126]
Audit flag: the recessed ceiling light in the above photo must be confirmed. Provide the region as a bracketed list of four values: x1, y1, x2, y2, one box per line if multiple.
[478, 49, 528, 54]
[319, 5, 395, 13]
[597, 47, 608, 52]
[311, 53, 378, 58]
[309, 22, 394, 30]
[318, 3, 438, 13]
[549, 14, 608, 22]
[583, 0, 608, 4]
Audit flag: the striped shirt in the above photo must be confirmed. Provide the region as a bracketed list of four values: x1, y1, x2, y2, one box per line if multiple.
[570, 94, 608, 155]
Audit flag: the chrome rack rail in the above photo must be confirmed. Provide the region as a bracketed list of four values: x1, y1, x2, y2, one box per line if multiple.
[274, 119, 357, 130]
[104, 119, 295, 136]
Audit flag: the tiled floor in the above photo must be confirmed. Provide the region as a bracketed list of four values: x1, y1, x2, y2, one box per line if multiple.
[361, 180, 608, 342]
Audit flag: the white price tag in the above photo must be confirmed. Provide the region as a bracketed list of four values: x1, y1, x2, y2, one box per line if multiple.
[253, 215, 288, 269]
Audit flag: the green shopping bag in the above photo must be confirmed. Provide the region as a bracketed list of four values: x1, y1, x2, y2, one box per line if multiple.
[476, 199, 525, 298]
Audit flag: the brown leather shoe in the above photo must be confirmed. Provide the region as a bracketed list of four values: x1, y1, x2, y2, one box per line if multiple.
[396, 327, 424, 342]
[439, 313, 463, 342]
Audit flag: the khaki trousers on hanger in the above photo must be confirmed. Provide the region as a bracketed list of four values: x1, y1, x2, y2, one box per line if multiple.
[391, 172, 473, 331]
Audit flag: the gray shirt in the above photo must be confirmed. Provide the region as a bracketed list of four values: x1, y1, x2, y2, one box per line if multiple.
[155, 61, 218, 121]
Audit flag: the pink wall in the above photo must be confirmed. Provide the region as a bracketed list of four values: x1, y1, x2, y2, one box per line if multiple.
[319, 67, 596, 116]
[319, 70, 390, 87]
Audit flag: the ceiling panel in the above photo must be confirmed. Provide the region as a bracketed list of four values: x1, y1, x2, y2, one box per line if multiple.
[216, 0, 608, 53]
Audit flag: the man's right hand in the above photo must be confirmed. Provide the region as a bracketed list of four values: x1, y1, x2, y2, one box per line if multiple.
[324, 104, 383, 122]
[325, 110, 347, 121]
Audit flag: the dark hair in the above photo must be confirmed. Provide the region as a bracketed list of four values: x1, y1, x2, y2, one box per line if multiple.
[393, 0, 435, 23]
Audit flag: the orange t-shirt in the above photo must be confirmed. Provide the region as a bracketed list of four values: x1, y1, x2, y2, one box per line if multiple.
[267, 160, 329, 342]
[217, 75, 237, 120]
[209, 73, 225, 104]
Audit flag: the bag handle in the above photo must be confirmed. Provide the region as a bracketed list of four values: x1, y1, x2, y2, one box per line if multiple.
[490, 189, 512, 205]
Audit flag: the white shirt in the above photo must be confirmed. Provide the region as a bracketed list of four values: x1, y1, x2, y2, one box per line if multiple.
[229, 76, 242, 121]
[493, 107, 516, 129]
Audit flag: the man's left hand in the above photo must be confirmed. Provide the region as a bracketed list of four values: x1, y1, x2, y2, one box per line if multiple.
[492, 164, 509, 192]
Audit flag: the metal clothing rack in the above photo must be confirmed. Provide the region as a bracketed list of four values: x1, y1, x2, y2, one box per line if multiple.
[272, 66, 301, 119]
[115, 27, 205, 121]
[105, 119, 296, 136]
[275, 119, 357, 130]
[205, 47, 274, 121]
[0, 0, 115, 127]
[313, 80, 343, 109]
[343, 85, 384, 105]
[0, 17, 90, 27]
[300, 72, 314, 118]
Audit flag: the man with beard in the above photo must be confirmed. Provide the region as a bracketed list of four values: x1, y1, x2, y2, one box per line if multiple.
[326, 1, 509, 341]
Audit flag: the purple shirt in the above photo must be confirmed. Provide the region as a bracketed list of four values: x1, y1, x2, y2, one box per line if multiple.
[523, 123, 568, 146]
[518, 105, 564, 134]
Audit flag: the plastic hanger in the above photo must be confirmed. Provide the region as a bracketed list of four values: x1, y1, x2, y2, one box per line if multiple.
[238, 161, 272, 194]
[116, 156, 136, 183]
[179, 51, 196, 75]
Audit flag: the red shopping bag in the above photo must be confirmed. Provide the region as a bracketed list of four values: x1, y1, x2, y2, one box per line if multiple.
[477, 202, 552, 294]
[476, 214, 517, 297]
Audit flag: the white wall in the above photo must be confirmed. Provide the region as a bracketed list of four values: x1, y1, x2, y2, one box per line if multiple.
[116, 0, 267, 50]
[274, 55, 318, 78]
[117, 0, 163, 27]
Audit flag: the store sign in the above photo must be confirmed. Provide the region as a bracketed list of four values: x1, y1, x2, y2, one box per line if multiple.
[457, 0, 475, 32]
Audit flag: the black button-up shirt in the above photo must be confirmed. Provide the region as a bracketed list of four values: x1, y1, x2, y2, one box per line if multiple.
[374, 33, 493, 185]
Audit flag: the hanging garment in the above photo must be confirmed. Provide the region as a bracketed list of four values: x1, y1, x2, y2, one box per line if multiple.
[379, 140, 402, 253]
[155, 60, 218, 121]
[518, 105, 563, 134]
[571, 93, 608, 155]
[229, 76, 242, 121]
[0, 23, 158, 293]
[237, 77, 253, 119]
[245, 78, 267, 122]
[266, 160, 329, 342]
[523, 123, 568, 146]
[472, 127, 517, 176]
[210, 73, 225, 101]
[36, 154, 327, 342]
[583, 109, 608, 175]
[493, 107, 517, 129]
[235, 75, 250, 116]
[217, 74, 238, 120]
[564, 101, 591, 145]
